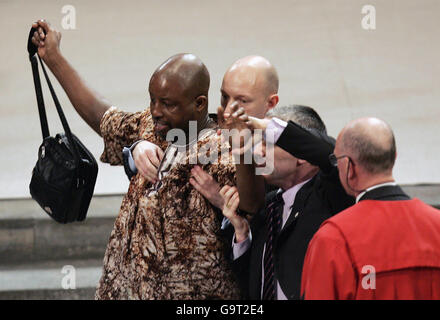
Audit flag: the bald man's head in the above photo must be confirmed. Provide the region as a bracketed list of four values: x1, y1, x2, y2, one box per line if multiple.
[152, 53, 210, 99]
[338, 117, 396, 174]
[149, 53, 210, 138]
[226, 55, 279, 95]
[221, 55, 279, 118]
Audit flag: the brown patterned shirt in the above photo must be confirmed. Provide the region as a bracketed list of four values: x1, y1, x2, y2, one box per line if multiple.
[95, 106, 241, 300]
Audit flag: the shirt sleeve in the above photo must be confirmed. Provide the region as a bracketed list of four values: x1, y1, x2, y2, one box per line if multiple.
[123, 140, 144, 173]
[127, 148, 137, 173]
[231, 227, 252, 260]
[265, 118, 287, 144]
[122, 140, 143, 180]
[301, 222, 357, 300]
[99, 106, 145, 165]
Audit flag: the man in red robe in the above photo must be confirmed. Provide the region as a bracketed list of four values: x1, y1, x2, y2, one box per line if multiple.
[301, 117, 440, 300]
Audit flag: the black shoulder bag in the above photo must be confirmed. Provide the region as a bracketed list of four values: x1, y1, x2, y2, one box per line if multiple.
[27, 27, 98, 223]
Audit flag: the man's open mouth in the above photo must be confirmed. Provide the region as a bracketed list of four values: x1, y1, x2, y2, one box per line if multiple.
[154, 121, 169, 132]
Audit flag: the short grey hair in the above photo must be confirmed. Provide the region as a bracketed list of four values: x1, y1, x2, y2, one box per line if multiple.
[342, 123, 396, 174]
[267, 104, 327, 136]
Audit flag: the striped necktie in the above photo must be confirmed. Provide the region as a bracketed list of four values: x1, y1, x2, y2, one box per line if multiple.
[262, 191, 284, 300]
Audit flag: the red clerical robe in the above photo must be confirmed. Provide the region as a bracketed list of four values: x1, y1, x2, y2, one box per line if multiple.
[301, 199, 440, 299]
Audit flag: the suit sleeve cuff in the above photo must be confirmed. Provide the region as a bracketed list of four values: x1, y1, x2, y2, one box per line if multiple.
[232, 229, 252, 260]
[123, 140, 145, 178]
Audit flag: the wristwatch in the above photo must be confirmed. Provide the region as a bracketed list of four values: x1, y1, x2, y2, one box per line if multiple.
[122, 140, 143, 179]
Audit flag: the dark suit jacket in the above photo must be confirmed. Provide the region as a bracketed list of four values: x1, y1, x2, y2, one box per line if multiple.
[231, 121, 354, 300]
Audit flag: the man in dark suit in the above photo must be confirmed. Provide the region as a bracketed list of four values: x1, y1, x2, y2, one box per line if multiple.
[219, 105, 354, 300]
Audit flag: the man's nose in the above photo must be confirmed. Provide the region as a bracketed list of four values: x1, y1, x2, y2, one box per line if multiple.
[151, 101, 163, 118]
[224, 101, 233, 115]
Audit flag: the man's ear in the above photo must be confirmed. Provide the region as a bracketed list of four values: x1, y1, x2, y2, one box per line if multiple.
[296, 158, 307, 166]
[195, 95, 208, 112]
[266, 94, 279, 111]
[347, 159, 356, 180]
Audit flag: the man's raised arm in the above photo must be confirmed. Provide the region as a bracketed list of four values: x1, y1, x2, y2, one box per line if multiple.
[31, 20, 110, 135]
[217, 105, 266, 214]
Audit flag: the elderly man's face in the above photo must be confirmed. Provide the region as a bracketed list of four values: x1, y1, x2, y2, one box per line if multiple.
[220, 69, 269, 119]
[253, 141, 300, 187]
[149, 73, 198, 139]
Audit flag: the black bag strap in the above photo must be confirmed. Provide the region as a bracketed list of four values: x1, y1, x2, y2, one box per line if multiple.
[28, 44, 50, 138]
[27, 27, 81, 164]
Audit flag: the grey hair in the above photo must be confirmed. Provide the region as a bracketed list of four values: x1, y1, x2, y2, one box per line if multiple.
[342, 124, 396, 174]
[267, 104, 327, 136]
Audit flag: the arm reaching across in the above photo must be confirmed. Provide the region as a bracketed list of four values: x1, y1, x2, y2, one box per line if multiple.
[190, 165, 225, 209]
[31, 19, 110, 135]
[217, 105, 265, 214]
[227, 112, 335, 173]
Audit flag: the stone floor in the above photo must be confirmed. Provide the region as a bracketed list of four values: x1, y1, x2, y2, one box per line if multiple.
[0, 186, 438, 300]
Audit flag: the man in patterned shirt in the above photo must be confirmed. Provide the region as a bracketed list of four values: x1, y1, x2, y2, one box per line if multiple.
[31, 19, 244, 299]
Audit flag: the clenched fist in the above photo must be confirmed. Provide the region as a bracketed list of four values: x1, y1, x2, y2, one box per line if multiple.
[31, 19, 62, 64]
[132, 140, 165, 183]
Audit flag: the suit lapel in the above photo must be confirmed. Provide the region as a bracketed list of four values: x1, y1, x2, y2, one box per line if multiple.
[280, 178, 314, 235]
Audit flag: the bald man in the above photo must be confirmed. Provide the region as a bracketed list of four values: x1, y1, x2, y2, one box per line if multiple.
[125, 55, 280, 209]
[221, 55, 279, 118]
[31, 20, 241, 299]
[301, 118, 440, 300]
[191, 55, 278, 208]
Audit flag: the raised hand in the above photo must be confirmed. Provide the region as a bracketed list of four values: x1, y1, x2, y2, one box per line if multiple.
[218, 104, 260, 158]
[217, 103, 252, 157]
[217, 103, 271, 132]
[31, 20, 62, 63]
[217, 102, 250, 132]
[28, 19, 110, 135]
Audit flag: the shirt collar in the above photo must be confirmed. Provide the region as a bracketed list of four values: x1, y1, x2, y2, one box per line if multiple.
[356, 181, 397, 203]
[281, 178, 312, 207]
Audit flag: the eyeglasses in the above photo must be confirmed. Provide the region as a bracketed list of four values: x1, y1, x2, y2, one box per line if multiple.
[329, 153, 350, 167]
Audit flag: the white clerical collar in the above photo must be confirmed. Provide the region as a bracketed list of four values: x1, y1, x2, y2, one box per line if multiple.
[355, 181, 397, 203]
